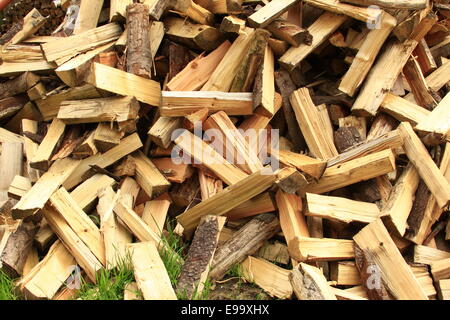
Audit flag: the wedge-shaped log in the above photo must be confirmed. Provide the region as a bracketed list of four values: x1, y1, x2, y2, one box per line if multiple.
[277, 151, 327, 179]
[41, 23, 122, 65]
[380, 93, 430, 126]
[129, 242, 177, 300]
[305, 193, 381, 224]
[290, 262, 337, 300]
[177, 169, 281, 236]
[209, 213, 280, 280]
[177, 215, 226, 299]
[279, 12, 347, 71]
[289, 236, 355, 262]
[415, 92, 450, 145]
[354, 219, 428, 300]
[86, 62, 161, 106]
[161, 91, 253, 117]
[241, 256, 293, 299]
[398, 122, 450, 209]
[248, 0, 300, 28]
[12, 158, 80, 219]
[290, 87, 338, 160]
[306, 149, 396, 195]
[57, 96, 139, 125]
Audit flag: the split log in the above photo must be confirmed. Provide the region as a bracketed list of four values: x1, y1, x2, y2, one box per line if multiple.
[152, 158, 193, 184]
[70, 174, 116, 210]
[430, 258, 450, 282]
[437, 280, 450, 300]
[9, 8, 47, 45]
[148, 117, 182, 149]
[414, 245, 450, 265]
[304, 0, 381, 24]
[177, 215, 226, 298]
[0, 72, 40, 100]
[209, 213, 280, 280]
[267, 19, 312, 47]
[0, 142, 23, 202]
[93, 124, 123, 153]
[220, 15, 245, 33]
[248, 0, 300, 28]
[225, 192, 275, 220]
[253, 46, 276, 118]
[380, 93, 430, 126]
[288, 236, 355, 262]
[290, 262, 337, 300]
[403, 56, 437, 110]
[73, 0, 104, 34]
[8, 175, 31, 200]
[141, 194, 171, 235]
[339, 0, 428, 10]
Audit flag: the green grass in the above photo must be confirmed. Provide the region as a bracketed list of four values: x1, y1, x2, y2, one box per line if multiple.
[0, 270, 18, 300]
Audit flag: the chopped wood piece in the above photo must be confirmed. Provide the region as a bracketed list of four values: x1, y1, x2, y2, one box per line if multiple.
[275, 166, 310, 194]
[148, 117, 182, 149]
[34, 221, 56, 252]
[73, 0, 104, 34]
[330, 261, 360, 286]
[403, 56, 437, 110]
[114, 156, 136, 177]
[289, 236, 355, 262]
[354, 219, 428, 300]
[177, 168, 280, 236]
[398, 122, 450, 209]
[352, 39, 418, 117]
[9, 8, 47, 45]
[0, 142, 23, 202]
[210, 213, 280, 280]
[129, 242, 177, 300]
[257, 241, 290, 265]
[241, 256, 293, 299]
[304, 0, 381, 23]
[334, 127, 363, 154]
[0, 72, 40, 100]
[70, 174, 116, 210]
[415, 92, 450, 145]
[141, 194, 171, 236]
[42, 23, 122, 65]
[305, 193, 381, 224]
[72, 131, 98, 160]
[290, 262, 337, 300]
[8, 175, 31, 200]
[306, 149, 396, 194]
[57, 96, 140, 125]
[0, 96, 27, 122]
[126, 3, 152, 79]
[183, 108, 209, 131]
[220, 15, 245, 33]
[12, 158, 80, 220]
[340, 0, 427, 9]
[225, 192, 275, 220]
[414, 245, 450, 265]
[86, 63, 161, 106]
[430, 258, 450, 282]
[19, 240, 76, 300]
[290, 87, 338, 160]
[279, 12, 347, 71]
[267, 19, 312, 47]
[248, 0, 300, 28]
[177, 215, 226, 298]
[437, 279, 450, 300]
[152, 158, 193, 184]
[381, 93, 430, 126]
[93, 123, 123, 153]
[253, 46, 275, 118]
[161, 91, 253, 117]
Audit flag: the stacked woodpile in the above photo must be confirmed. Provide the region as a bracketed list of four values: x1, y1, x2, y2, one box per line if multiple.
[0, 0, 449, 301]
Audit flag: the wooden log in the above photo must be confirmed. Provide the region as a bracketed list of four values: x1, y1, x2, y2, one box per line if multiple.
[267, 19, 312, 47]
[0, 96, 26, 122]
[20, 240, 76, 300]
[70, 174, 116, 210]
[305, 193, 381, 224]
[126, 3, 152, 79]
[225, 192, 275, 220]
[129, 241, 177, 300]
[339, 12, 397, 97]
[381, 164, 420, 237]
[330, 261, 360, 286]
[9, 8, 47, 45]
[398, 122, 450, 209]
[339, 0, 428, 10]
[252, 46, 275, 118]
[380, 93, 430, 127]
[257, 241, 290, 265]
[148, 117, 182, 149]
[414, 39, 437, 76]
[30, 118, 66, 171]
[86, 62, 161, 106]
[183, 108, 209, 131]
[289, 236, 355, 262]
[167, 41, 231, 91]
[161, 91, 253, 117]
[352, 39, 418, 117]
[152, 158, 193, 184]
[58, 96, 139, 125]
[0, 142, 23, 202]
[290, 87, 338, 160]
[279, 12, 347, 71]
[403, 56, 437, 110]
[304, 0, 381, 24]
[8, 175, 31, 200]
[0, 60, 56, 77]
[177, 169, 281, 236]
[41, 23, 122, 65]
[437, 279, 450, 300]
[92, 123, 123, 153]
[220, 15, 245, 33]
[110, 0, 133, 21]
[34, 221, 56, 252]
[72, 131, 98, 160]
[209, 213, 280, 280]
[241, 256, 293, 299]
[177, 215, 226, 298]
[0, 72, 39, 100]
[430, 258, 450, 282]
[0, 221, 38, 278]
[12, 158, 80, 219]
[290, 262, 337, 300]
[141, 194, 171, 235]
[277, 151, 327, 179]
[415, 92, 450, 145]
[354, 219, 428, 300]
[414, 245, 450, 265]
[248, 0, 300, 28]
[73, 0, 104, 34]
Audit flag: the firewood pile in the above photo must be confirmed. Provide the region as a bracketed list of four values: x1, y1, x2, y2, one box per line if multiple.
[0, 0, 449, 301]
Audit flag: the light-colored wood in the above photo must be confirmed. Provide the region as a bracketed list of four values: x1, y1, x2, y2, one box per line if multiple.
[352, 39, 418, 116]
[415, 92, 450, 144]
[19, 240, 76, 300]
[93, 123, 124, 152]
[8, 8, 46, 45]
[248, 0, 299, 28]
[0, 60, 56, 77]
[410, 264, 437, 299]
[0, 142, 22, 202]
[289, 236, 355, 262]
[257, 241, 290, 265]
[437, 279, 450, 300]
[174, 130, 249, 185]
[304, 0, 381, 23]
[225, 192, 275, 220]
[254, 46, 275, 118]
[12, 158, 80, 219]
[7, 175, 30, 200]
[161, 91, 253, 117]
[177, 168, 281, 237]
[290, 87, 338, 160]
[72, 131, 98, 159]
[148, 117, 182, 149]
[414, 245, 450, 265]
[131, 151, 171, 199]
[354, 219, 428, 300]
[70, 174, 116, 210]
[398, 122, 450, 209]
[290, 262, 337, 300]
[34, 221, 56, 252]
[220, 15, 245, 33]
[241, 256, 293, 299]
[110, 0, 133, 21]
[73, 0, 104, 35]
[330, 261, 360, 286]
[167, 41, 231, 91]
[403, 56, 437, 110]
[42, 205, 102, 283]
[30, 118, 66, 171]
[152, 158, 193, 184]
[279, 12, 347, 71]
[276, 151, 327, 179]
[381, 164, 420, 237]
[129, 242, 177, 300]
[339, 12, 396, 96]
[339, 0, 428, 9]
[381, 93, 430, 126]
[141, 194, 171, 236]
[42, 23, 122, 65]
[86, 62, 161, 106]
[305, 193, 381, 224]
[63, 133, 142, 190]
[430, 258, 450, 282]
